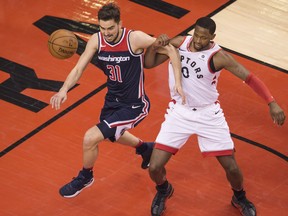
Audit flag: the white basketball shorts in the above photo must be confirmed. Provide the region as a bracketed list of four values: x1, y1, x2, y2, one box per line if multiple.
[155, 101, 234, 157]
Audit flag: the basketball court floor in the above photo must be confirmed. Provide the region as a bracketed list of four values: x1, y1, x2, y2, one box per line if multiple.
[0, 0, 287, 215]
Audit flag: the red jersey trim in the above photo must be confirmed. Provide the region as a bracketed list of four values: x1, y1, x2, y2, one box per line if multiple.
[186, 37, 193, 51]
[98, 28, 128, 52]
[177, 36, 187, 49]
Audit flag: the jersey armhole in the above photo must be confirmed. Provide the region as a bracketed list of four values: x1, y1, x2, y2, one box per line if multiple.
[209, 56, 217, 72]
[127, 30, 143, 56]
[97, 32, 101, 54]
[208, 49, 222, 73]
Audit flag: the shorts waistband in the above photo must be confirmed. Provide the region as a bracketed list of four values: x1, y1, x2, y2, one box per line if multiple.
[171, 99, 219, 111]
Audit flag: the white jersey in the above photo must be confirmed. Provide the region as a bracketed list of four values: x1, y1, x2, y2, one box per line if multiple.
[169, 36, 222, 107]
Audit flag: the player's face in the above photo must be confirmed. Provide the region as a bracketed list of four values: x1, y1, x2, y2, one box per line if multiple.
[99, 19, 122, 43]
[192, 26, 215, 51]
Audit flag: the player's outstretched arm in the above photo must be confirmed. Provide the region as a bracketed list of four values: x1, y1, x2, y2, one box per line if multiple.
[50, 34, 98, 110]
[214, 50, 286, 126]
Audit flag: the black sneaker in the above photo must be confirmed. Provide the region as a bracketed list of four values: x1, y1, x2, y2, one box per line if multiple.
[231, 195, 256, 216]
[59, 170, 94, 198]
[151, 183, 174, 216]
[136, 142, 155, 169]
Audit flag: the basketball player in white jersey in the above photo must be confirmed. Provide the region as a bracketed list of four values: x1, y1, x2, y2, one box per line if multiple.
[144, 17, 285, 216]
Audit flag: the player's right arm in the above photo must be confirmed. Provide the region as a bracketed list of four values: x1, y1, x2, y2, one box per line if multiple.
[144, 35, 184, 68]
[50, 33, 99, 110]
[214, 50, 285, 126]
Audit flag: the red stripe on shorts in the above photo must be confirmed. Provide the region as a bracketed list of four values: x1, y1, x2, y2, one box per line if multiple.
[155, 143, 179, 155]
[202, 149, 234, 157]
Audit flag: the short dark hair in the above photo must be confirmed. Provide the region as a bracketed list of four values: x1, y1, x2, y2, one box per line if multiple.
[98, 3, 120, 23]
[195, 17, 216, 34]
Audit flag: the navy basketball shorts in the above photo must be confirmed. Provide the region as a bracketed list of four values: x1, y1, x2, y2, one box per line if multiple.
[97, 96, 150, 142]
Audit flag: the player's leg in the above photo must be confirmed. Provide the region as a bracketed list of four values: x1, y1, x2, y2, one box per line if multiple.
[149, 101, 191, 216]
[59, 125, 105, 198]
[216, 154, 243, 190]
[149, 148, 174, 216]
[197, 102, 256, 216]
[83, 125, 105, 168]
[117, 131, 155, 169]
[103, 98, 153, 169]
[217, 155, 256, 216]
[149, 148, 172, 184]
[117, 130, 140, 147]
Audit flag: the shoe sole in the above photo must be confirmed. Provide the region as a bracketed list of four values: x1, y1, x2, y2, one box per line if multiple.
[152, 187, 174, 216]
[231, 200, 246, 216]
[62, 178, 95, 198]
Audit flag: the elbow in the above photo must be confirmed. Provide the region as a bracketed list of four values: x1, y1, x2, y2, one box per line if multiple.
[144, 63, 154, 69]
[144, 57, 156, 69]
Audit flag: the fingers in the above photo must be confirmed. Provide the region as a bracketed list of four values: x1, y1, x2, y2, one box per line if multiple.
[182, 94, 186, 105]
[156, 34, 170, 46]
[178, 89, 186, 105]
[175, 86, 186, 105]
[50, 94, 66, 110]
[272, 112, 286, 126]
[269, 103, 286, 126]
[50, 96, 59, 110]
[276, 113, 286, 126]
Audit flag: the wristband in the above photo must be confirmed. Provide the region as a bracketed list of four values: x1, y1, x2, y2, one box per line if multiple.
[245, 73, 275, 104]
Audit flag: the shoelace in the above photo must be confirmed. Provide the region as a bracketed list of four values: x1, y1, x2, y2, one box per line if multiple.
[70, 175, 87, 188]
[238, 198, 253, 211]
[155, 187, 170, 206]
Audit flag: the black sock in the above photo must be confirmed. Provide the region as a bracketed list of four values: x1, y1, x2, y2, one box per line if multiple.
[82, 167, 93, 178]
[136, 142, 147, 154]
[156, 180, 169, 192]
[232, 188, 246, 200]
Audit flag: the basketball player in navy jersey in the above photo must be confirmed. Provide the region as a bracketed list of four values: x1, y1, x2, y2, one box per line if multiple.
[50, 3, 184, 198]
[144, 17, 285, 216]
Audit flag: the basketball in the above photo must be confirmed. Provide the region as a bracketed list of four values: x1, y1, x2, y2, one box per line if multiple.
[48, 29, 78, 59]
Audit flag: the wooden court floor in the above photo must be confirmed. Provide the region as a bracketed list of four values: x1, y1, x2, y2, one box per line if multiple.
[0, 0, 287, 215]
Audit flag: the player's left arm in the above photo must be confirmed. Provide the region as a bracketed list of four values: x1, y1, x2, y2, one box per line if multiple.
[156, 44, 186, 104]
[214, 50, 286, 126]
[130, 31, 185, 104]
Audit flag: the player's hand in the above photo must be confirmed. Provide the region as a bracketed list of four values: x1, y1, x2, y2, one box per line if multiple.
[175, 84, 186, 105]
[269, 101, 285, 126]
[50, 90, 67, 110]
[152, 34, 170, 50]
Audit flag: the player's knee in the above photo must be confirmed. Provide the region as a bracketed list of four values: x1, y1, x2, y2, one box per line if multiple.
[149, 162, 162, 175]
[226, 165, 241, 176]
[83, 128, 101, 149]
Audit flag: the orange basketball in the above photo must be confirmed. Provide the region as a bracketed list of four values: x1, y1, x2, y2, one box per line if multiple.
[48, 29, 78, 59]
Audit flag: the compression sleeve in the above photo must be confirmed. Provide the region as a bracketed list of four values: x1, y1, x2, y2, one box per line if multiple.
[245, 73, 275, 104]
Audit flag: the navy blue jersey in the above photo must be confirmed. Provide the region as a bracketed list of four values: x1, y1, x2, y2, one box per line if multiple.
[95, 28, 150, 141]
[97, 28, 146, 102]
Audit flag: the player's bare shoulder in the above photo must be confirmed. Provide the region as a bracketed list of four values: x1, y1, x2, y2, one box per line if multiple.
[79, 33, 99, 60]
[86, 33, 99, 50]
[129, 30, 155, 53]
[213, 49, 240, 71]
